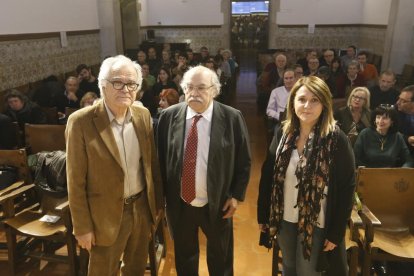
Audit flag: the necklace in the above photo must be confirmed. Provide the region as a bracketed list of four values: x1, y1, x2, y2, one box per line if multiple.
[378, 136, 387, 151]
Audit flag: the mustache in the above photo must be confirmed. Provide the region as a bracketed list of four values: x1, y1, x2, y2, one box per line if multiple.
[188, 96, 203, 102]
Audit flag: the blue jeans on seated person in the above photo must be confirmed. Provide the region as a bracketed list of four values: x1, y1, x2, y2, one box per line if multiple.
[277, 220, 324, 276]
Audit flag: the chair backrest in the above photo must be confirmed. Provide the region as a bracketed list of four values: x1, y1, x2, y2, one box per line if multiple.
[40, 106, 59, 124]
[356, 167, 414, 231]
[25, 124, 66, 154]
[0, 149, 32, 184]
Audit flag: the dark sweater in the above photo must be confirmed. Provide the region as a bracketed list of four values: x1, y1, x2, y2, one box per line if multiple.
[354, 128, 413, 168]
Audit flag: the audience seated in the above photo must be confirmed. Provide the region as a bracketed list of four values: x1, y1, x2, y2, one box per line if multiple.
[260, 53, 287, 93]
[186, 48, 198, 66]
[319, 49, 335, 67]
[151, 67, 178, 101]
[336, 60, 367, 99]
[304, 57, 319, 76]
[396, 85, 414, 154]
[329, 57, 346, 98]
[31, 75, 64, 108]
[3, 89, 47, 127]
[147, 46, 161, 76]
[141, 63, 156, 91]
[357, 51, 378, 87]
[80, 92, 98, 108]
[354, 105, 413, 168]
[340, 45, 357, 73]
[198, 46, 210, 64]
[266, 69, 295, 133]
[335, 87, 371, 146]
[296, 49, 317, 72]
[172, 52, 190, 76]
[292, 64, 304, 79]
[76, 64, 100, 97]
[221, 49, 238, 77]
[369, 70, 399, 109]
[56, 76, 85, 115]
[316, 66, 336, 96]
[137, 50, 147, 65]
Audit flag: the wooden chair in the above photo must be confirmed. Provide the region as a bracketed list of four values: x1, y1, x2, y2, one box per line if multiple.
[24, 124, 66, 154]
[356, 167, 414, 276]
[271, 209, 362, 276]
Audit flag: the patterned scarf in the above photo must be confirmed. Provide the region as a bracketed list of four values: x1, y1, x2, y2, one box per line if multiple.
[269, 124, 340, 259]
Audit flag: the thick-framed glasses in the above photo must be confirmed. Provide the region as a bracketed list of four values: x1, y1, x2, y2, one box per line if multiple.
[184, 84, 214, 94]
[352, 95, 366, 101]
[106, 80, 139, 92]
[379, 104, 394, 110]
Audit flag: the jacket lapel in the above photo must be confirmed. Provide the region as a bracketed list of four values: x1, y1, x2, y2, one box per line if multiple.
[208, 102, 226, 164]
[171, 104, 188, 165]
[93, 101, 122, 168]
[131, 108, 148, 162]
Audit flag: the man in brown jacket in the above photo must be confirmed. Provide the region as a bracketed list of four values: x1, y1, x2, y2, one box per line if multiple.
[66, 55, 162, 275]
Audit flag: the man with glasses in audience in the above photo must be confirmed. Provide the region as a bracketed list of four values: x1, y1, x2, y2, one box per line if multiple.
[66, 55, 162, 275]
[320, 49, 335, 67]
[157, 66, 251, 275]
[369, 70, 399, 109]
[396, 85, 414, 154]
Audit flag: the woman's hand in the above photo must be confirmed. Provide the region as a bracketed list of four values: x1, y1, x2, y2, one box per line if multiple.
[323, 239, 337, 251]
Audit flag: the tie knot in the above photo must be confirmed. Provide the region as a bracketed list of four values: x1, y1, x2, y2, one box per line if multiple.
[193, 115, 202, 124]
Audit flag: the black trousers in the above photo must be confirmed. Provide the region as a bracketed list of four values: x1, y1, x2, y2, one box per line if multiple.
[173, 200, 234, 276]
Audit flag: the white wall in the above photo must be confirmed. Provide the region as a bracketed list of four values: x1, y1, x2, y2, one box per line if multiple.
[0, 0, 99, 34]
[276, 0, 363, 25]
[362, 0, 391, 24]
[139, 0, 223, 26]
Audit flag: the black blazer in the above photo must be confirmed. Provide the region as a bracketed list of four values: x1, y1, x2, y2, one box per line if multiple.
[157, 101, 251, 236]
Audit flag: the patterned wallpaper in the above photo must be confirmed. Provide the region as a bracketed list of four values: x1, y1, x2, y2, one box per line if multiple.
[139, 27, 224, 54]
[0, 33, 101, 91]
[271, 25, 386, 55]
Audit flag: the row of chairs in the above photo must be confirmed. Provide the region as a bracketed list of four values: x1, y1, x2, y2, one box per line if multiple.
[0, 123, 166, 275]
[271, 167, 414, 275]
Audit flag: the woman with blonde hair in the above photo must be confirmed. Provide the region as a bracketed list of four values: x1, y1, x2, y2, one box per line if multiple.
[258, 76, 355, 275]
[80, 91, 98, 108]
[335, 87, 371, 145]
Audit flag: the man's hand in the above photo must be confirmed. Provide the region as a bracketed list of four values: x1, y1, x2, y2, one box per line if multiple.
[408, 136, 414, 147]
[76, 232, 95, 252]
[222, 198, 238, 219]
[323, 239, 337, 252]
[67, 92, 78, 102]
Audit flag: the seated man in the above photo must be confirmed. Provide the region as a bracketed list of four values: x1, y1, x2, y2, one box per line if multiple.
[266, 69, 295, 132]
[369, 70, 398, 109]
[172, 52, 189, 76]
[76, 64, 100, 97]
[341, 45, 357, 72]
[304, 57, 319, 76]
[56, 76, 85, 115]
[396, 85, 414, 154]
[319, 49, 335, 67]
[147, 47, 161, 76]
[0, 113, 17, 149]
[357, 51, 378, 87]
[3, 89, 46, 126]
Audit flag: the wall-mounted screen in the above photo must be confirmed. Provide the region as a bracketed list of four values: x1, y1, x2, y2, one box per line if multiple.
[232, 1, 269, 14]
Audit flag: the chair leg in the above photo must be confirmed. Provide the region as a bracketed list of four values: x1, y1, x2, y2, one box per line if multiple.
[349, 247, 358, 276]
[5, 226, 18, 276]
[66, 234, 78, 276]
[79, 248, 89, 276]
[148, 232, 157, 276]
[362, 249, 372, 276]
[272, 242, 281, 276]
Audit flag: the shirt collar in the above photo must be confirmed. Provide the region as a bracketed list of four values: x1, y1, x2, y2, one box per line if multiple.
[104, 100, 132, 125]
[186, 101, 214, 122]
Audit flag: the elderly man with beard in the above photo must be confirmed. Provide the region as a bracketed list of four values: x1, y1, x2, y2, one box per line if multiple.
[157, 65, 251, 275]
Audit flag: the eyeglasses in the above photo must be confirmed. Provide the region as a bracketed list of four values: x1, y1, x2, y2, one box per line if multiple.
[379, 104, 394, 110]
[185, 84, 214, 94]
[352, 95, 366, 101]
[106, 80, 139, 92]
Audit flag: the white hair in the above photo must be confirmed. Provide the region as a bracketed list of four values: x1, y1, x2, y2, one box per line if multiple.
[98, 55, 143, 98]
[180, 65, 221, 97]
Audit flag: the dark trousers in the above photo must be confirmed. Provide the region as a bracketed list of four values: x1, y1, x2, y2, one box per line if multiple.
[173, 201, 234, 276]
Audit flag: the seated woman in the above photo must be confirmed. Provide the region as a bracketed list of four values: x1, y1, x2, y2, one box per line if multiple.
[354, 105, 413, 167]
[151, 66, 178, 99]
[80, 92, 98, 108]
[335, 87, 371, 145]
[3, 89, 47, 126]
[336, 61, 366, 99]
[158, 88, 179, 110]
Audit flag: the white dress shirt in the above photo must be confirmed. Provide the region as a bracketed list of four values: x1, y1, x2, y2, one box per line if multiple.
[183, 102, 214, 207]
[266, 86, 289, 120]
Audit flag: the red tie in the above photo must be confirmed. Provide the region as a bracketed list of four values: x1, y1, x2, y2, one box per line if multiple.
[181, 115, 202, 203]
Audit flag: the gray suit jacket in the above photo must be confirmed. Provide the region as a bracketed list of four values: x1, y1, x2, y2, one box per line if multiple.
[157, 101, 251, 235]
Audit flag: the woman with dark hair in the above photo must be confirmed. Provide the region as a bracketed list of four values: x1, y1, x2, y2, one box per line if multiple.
[3, 89, 46, 126]
[151, 67, 178, 98]
[354, 105, 413, 168]
[258, 76, 355, 275]
[329, 57, 345, 98]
